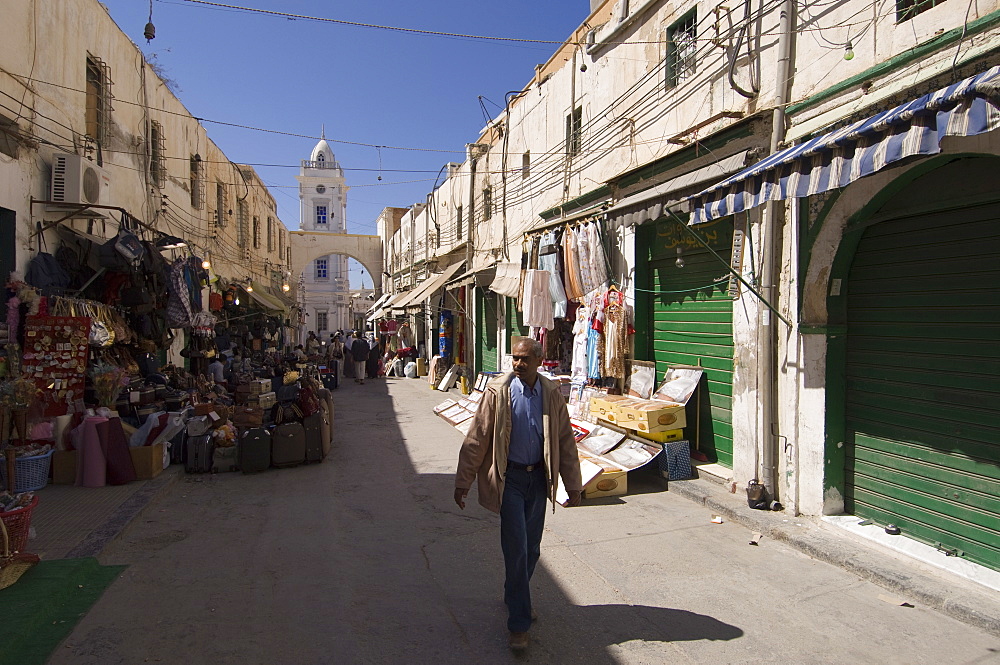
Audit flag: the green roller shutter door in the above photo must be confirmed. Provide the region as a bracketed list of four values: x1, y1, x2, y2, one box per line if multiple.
[845, 202, 1000, 571]
[476, 288, 498, 373]
[646, 216, 735, 467]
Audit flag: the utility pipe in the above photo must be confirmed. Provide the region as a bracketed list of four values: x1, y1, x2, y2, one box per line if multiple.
[465, 144, 480, 373]
[759, 0, 796, 503]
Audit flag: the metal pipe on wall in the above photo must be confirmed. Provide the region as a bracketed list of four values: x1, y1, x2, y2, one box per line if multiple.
[759, 0, 796, 502]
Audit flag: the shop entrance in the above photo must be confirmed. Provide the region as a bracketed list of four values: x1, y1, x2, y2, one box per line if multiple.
[640, 216, 735, 467]
[842, 157, 1000, 571]
[476, 288, 499, 373]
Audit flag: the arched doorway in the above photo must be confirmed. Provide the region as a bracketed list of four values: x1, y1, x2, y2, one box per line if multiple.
[837, 155, 999, 571]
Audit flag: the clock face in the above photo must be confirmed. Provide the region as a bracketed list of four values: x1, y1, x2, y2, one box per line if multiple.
[316, 185, 326, 194]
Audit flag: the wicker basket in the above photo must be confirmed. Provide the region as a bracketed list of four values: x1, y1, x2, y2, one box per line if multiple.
[0, 495, 38, 554]
[0, 450, 54, 492]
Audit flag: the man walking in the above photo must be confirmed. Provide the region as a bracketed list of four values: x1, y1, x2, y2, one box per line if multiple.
[350, 331, 369, 384]
[454, 338, 583, 651]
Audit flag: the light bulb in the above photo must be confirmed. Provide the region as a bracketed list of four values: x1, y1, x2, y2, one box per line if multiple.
[282, 283, 290, 292]
[246, 284, 253, 293]
[234, 297, 240, 305]
[844, 41, 854, 61]
[675, 246, 685, 269]
[202, 259, 211, 270]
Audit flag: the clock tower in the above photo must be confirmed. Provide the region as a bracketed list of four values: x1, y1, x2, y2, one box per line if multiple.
[295, 131, 350, 336]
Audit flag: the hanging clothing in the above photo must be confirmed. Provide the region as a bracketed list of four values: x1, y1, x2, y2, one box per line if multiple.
[593, 288, 634, 381]
[562, 226, 585, 301]
[571, 304, 590, 382]
[537, 235, 567, 320]
[165, 258, 193, 329]
[586, 324, 601, 381]
[522, 269, 554, 330]
[586, 223, 609, 291]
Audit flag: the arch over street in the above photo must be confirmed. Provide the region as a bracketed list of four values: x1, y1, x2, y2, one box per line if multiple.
[289, 231, 382, 294]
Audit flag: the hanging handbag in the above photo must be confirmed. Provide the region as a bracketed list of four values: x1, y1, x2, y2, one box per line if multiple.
[85, 302, 115, 347]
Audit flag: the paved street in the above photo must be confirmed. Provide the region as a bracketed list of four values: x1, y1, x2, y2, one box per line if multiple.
[51, 378, 1000, 665]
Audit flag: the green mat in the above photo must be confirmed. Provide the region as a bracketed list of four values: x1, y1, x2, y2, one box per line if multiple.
[0, 558, 126, 665]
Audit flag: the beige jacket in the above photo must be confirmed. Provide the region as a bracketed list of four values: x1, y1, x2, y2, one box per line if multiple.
[455, 372, 583, 514]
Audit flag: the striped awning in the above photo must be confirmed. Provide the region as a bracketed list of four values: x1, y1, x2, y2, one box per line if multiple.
[689, 66, 1000, 224]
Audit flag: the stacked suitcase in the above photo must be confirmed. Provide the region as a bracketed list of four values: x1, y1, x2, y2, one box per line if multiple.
[176, 383, 335, 473]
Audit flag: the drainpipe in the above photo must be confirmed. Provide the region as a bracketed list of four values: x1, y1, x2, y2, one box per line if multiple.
[466, 144, 480, 374]
[759, 0, 796, 502]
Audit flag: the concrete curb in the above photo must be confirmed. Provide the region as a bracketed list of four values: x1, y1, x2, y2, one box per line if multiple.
[65, 466, 184, 559]
[667, 476, 1000, 638]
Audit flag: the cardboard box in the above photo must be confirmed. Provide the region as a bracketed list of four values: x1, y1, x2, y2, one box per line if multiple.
[616, 399, 686, 433]
[52, 450, 77, 484]
[130, 444, 165, 480]
[633, 428, 684, 443]
[584, 470, 627, 498]
[589, 394, 631, 420]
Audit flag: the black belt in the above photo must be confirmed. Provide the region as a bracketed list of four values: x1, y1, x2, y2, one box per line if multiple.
[508, 460, 544, 472]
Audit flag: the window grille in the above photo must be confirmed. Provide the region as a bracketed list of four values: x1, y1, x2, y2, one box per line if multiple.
[896, 0, 947, 21]
[215, 182, 228, 227]
[565, 107, 582, 156]
[85, 55, 113, 147]
[666, 10, 697, 89]
[237, 200, 248, 248]
[150, 120, 166, 187]
[190, 155, 205, 209]
[483, 187, 493, 221]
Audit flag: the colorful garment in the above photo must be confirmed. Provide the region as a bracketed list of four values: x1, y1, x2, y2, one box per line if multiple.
[593, 288, 634, 381]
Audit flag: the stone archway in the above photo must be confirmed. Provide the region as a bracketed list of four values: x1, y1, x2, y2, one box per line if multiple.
[289, 231, 382, 294]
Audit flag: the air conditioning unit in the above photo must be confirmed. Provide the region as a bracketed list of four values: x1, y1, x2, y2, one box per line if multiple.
[50, 152, 111, 206]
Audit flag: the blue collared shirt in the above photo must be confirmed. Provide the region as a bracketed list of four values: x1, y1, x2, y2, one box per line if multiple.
[509, 376, 543, 465]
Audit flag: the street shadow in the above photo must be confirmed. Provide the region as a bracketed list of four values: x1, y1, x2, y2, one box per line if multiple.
[542, 601, 743, 643]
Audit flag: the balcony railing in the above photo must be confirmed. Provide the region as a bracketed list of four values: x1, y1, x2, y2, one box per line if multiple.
[301, 160, 341, 170]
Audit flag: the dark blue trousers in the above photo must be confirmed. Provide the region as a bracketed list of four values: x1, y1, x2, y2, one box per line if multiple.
[500, 465, 547, 633]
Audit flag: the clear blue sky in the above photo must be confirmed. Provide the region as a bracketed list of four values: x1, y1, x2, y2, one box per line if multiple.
[98, 0, 589, 287]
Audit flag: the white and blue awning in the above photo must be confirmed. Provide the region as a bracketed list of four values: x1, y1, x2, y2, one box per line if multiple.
[688, 66, 1000, 225]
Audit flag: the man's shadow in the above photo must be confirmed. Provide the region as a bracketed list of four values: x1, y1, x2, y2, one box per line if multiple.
[505, 601, 743, 663]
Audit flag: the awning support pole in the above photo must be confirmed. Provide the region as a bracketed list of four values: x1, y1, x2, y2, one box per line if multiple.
[666, 210, 791, 328]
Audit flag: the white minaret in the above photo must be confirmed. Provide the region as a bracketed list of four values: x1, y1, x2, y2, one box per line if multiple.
[295, 129, 351, 335]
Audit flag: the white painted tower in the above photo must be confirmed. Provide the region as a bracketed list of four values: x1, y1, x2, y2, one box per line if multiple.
[295, 131, 351, 336]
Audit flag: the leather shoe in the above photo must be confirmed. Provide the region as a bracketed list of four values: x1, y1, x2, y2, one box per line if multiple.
[508, 631, 529, 650]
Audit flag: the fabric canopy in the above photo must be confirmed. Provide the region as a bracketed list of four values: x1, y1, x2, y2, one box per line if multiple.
[688, 66, 1000, 224]
[606, 151, 749, 228]
[489, 262, 522, 298]
[250, 282, 288, 314]
[367, 292, 392, 314]
[244, 287, 281, 313]
[398, 261, 466, 311]
[446, 264, 496, 289]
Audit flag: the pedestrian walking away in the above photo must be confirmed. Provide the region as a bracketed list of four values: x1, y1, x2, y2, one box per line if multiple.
[350, 331, 369, 383]
[454, 338, 583, 651]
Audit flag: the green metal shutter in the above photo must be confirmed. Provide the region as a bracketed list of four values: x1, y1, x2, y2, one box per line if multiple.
[505, 296, 529, 348]
[845, 202, 1000, 570]
[476, 288, 498, 373]
[646, 217, 735, 467]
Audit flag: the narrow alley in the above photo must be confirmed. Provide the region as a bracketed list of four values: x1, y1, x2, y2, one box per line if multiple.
[46, 378, 1000, 665]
